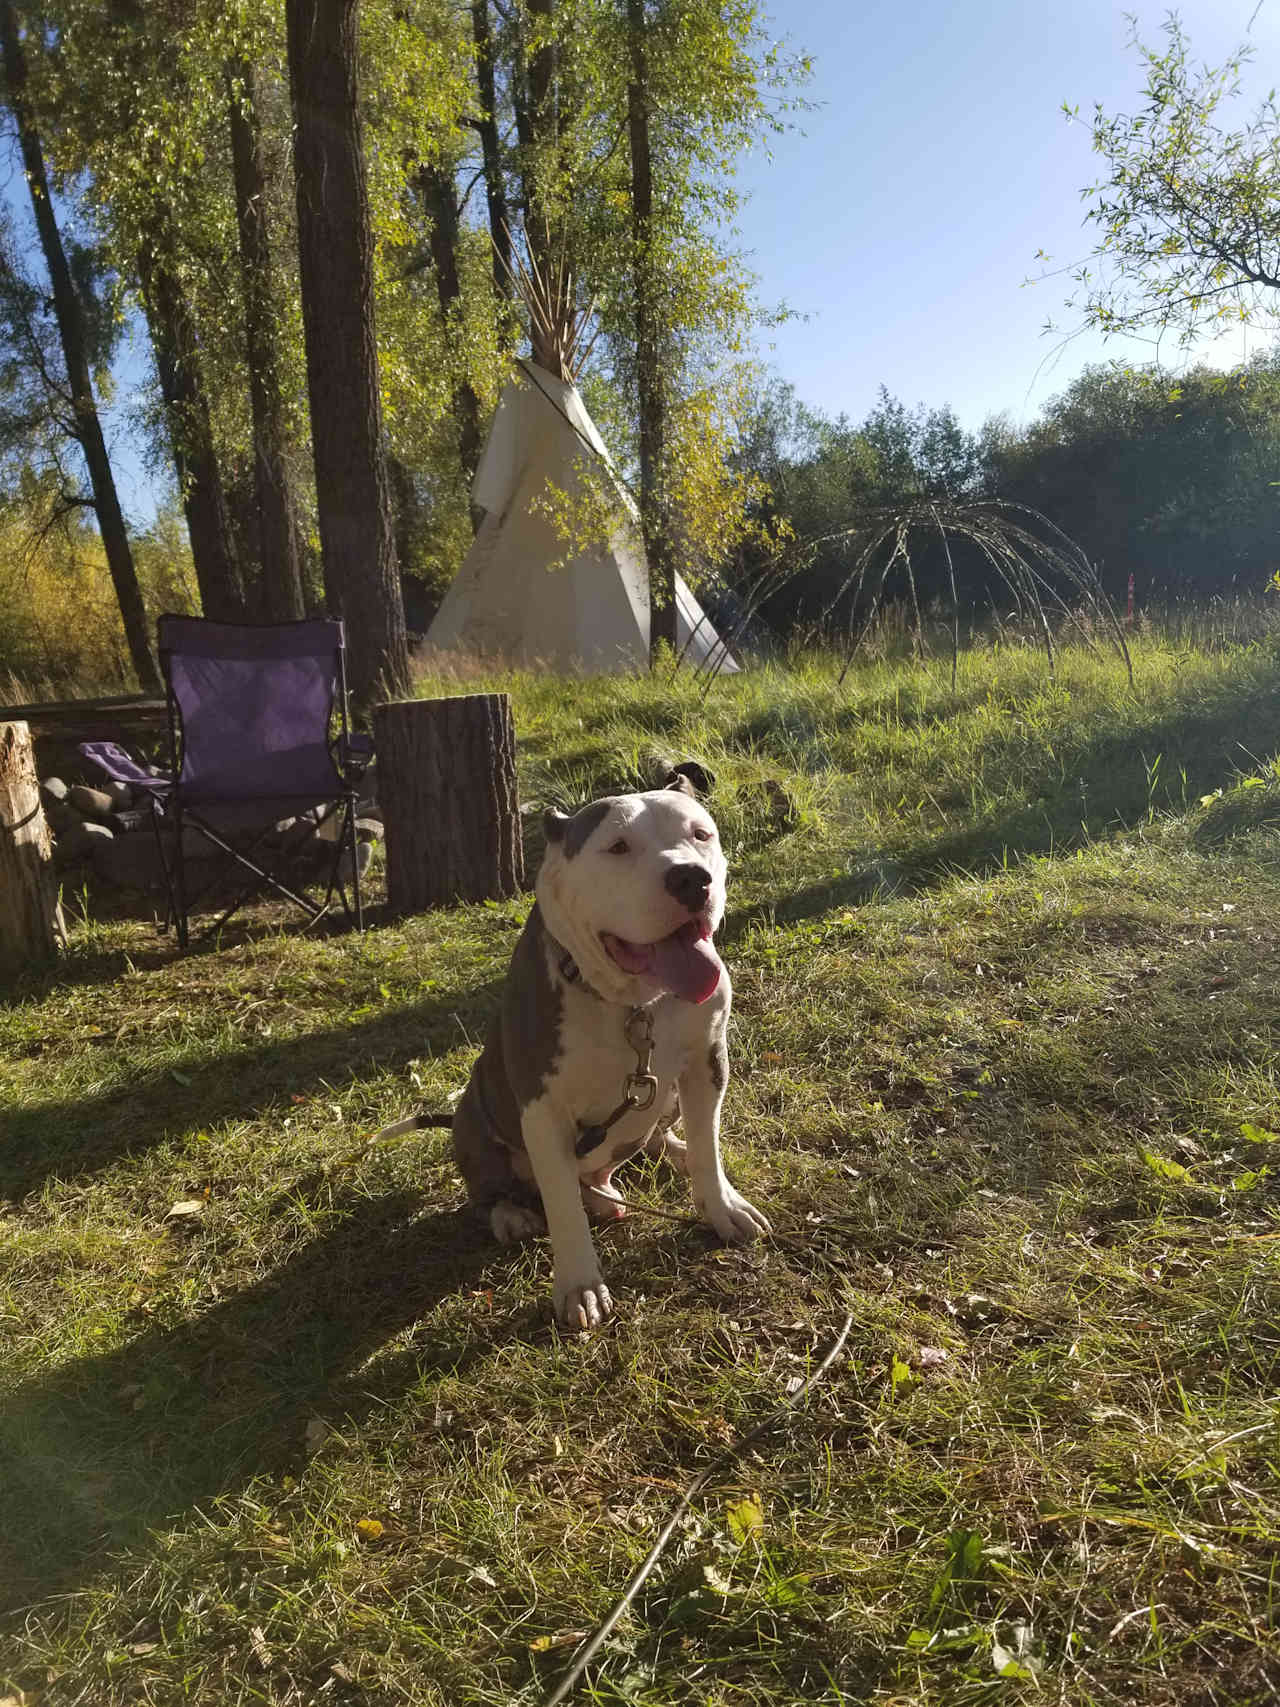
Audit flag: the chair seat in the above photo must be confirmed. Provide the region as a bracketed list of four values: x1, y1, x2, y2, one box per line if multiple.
[178, 798, 337, 836]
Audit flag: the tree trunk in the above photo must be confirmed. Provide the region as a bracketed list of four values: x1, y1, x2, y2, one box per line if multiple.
[227, 56, 307, 621]
[286, 0, 409, 709]
[0, 722, 63, 971]
[515, 0, 561, 373]
[416, 163, 483, 483]
[0, 0, 158, 689]
[470, 0, 513, 303]
[373, 694, 523, 912]
[626, 0, 674, 660]
[137, 230, 246, 623]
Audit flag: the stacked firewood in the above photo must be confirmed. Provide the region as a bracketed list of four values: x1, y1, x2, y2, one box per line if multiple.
[38, 768, 383, 892]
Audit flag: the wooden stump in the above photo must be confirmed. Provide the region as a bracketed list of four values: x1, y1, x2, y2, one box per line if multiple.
[374, 693, 524, 913]
[0, 721, 64, 971]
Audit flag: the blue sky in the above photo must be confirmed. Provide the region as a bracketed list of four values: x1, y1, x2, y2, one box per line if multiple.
[4, 0, 1278, 524]
[735, 0, 1280, 432]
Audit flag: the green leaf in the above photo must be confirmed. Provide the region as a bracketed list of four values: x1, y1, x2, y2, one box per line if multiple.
[1139, 1146, 1191, 1183]
[927, 1529, 986, 1616]
[1230, 1168, 1268, 1192]
[1241, 1123, 1280, 1143]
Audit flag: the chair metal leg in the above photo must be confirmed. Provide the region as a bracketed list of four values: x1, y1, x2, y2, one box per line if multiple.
[163, 796, 365, 948]
[186, 816, 327, 942]
[173, 801, 190, 950]
[150, 799, 178, 938]
[349, 791, 364, 932]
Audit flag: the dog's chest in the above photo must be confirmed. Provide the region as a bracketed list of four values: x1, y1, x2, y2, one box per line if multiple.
[545, 983, 711, 1125]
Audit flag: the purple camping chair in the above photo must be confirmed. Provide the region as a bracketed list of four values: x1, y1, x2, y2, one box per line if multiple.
[82, 615, 371, 948]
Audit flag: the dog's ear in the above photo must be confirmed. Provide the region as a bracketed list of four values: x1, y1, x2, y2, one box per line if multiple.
[545, 799, 613, 856]
[662, 760, 715, 797]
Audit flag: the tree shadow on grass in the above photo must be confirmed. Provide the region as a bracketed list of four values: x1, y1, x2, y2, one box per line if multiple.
[0, 1189, 517, 1618]
[1, 974, 504, 1204]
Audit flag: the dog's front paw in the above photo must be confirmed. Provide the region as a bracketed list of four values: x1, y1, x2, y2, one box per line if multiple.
[490, 1199, 547, 1245]
[699, 1184, 771, 1245]
[555, 1277, 614, 1332]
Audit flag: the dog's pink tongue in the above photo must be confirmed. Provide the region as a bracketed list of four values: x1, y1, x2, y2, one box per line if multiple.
[651, 920, 723, 1004]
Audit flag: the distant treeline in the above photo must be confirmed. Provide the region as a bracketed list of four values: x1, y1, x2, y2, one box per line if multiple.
[738, 353, 1280, 633]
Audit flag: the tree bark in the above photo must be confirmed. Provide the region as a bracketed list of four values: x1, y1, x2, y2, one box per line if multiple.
[0, 721, 63, 971]
[373, 694, 523, 912]
[227, 56, 307, 621]
[416, 162, 483, 483]
[0, 0, 159, 689]
[626, 0, 674, 659]
[470, 0, 513, 303]
[137, 228, 246, 623]
[286, 0, 409, 709]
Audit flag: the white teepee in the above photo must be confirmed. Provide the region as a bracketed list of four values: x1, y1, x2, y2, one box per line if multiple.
[423, 359, 737, 674]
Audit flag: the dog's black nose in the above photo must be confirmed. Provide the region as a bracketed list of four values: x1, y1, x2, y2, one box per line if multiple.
[664, 861, 712, 911]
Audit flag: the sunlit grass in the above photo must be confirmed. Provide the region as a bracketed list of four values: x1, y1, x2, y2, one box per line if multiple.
[2, 630, 1279, 1704]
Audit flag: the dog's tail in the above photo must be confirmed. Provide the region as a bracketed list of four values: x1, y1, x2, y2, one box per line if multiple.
[326, 1108, 457, 1176]
[371, 1111, 455, 1143]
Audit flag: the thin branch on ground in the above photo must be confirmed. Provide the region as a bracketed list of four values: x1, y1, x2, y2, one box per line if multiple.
[539, 1312, 855, 1707]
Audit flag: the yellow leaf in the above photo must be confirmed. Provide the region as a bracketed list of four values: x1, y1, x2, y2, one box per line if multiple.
[356, 1518, 384, 1542]
[529, 1631, 587, 1652]
[726, 1491, 764, 1543]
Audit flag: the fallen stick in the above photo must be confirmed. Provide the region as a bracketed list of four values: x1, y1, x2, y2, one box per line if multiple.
[539, 1311, 855, 1707]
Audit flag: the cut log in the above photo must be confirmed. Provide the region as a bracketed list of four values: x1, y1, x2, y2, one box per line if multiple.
[373, 693, 523, 913]
[0, 720, 64, 970]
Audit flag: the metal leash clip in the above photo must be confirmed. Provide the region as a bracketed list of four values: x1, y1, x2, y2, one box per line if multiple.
[623, 1069, 658, 1112]
[573, 1006, 659, 1157]
[623, 1006, 658, 1110]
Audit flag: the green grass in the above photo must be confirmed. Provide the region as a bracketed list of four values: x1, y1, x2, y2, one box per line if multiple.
[3, 630, 1280, 1704]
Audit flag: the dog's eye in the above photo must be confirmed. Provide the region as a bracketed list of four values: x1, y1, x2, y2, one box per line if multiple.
[692, 826, 713, 842]
[606, 838, 630, 855]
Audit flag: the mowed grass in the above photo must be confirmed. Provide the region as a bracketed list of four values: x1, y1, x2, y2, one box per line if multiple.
[3, 627, 1280, 1705]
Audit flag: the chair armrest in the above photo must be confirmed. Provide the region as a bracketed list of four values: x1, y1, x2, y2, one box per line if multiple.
[79, 741, 171, 794]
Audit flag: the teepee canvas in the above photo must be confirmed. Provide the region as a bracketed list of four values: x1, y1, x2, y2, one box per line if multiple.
[424, 359, 737, 674]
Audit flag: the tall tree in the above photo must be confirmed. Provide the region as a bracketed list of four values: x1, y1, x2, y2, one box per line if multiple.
[0, 0, 158, 687]
[286, 0, 409, 707]
[137, 216, 246, 621]
[511, 0, 566, 372]
[226, 54, 306, 619]
[496, 0, 806, 665]
[469, 0, 513, 303]
[1068, 18, 1280, 347]
[36, 0, 248, 629]
[414, 162, 483, 484]
[624, 0, 673, 657]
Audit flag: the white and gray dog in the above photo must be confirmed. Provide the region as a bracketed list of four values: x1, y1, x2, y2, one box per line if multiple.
[452, 766, 770, 1330]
